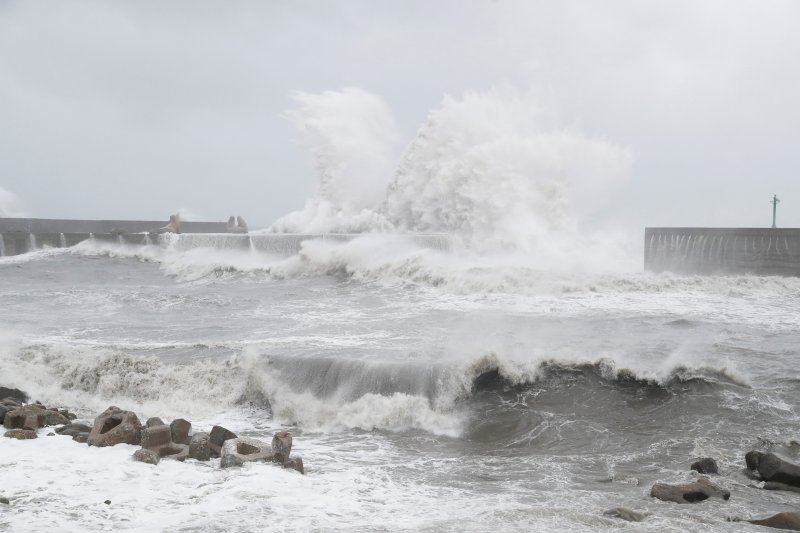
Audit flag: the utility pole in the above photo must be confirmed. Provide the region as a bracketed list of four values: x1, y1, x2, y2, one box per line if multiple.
[771, 194, 780, 228]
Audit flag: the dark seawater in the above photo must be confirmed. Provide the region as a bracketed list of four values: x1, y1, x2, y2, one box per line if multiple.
[2, 239, 800, 532]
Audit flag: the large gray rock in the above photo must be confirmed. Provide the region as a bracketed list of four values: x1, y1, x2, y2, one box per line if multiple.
[748, 512, 800, 530]
[209, 425, 237, 457]
[140, 424, 172, 449]
[757, 453, 800, 487]
[650, 477, 730, 504]
[220, 437, 273, 468]
[188, 432, 211, 461]
[145, 417, 165, 428]
[170, 419, 191, 445]
[132, 448, 160, 465]
[0, 387, 28, 404]
[272, 431, 292, 464]
[0, 405, 7, 425]
[3, 405, 44, 430]
[87, 406, 142, 447]
[764, 481, 800, 494]
[746, 450, 765, 472]
[690, 458, 719, 475]
[56, 423, 93, 437]
[42, 410, 69, 426]
[72, 432, 89, 443]
[284, 456, 304, 475]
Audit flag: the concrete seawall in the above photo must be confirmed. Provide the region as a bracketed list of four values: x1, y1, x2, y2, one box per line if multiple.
[0, 218, 451, 256]
[0, 218, 228, 256]
[645, 227, 800, 276]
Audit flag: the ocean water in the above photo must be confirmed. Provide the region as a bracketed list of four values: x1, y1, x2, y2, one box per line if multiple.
[3, 87, 800, 531]
[2, 236, 800, 532]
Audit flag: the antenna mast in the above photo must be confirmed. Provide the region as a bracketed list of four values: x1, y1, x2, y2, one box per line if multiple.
[771, 194, 780, 228]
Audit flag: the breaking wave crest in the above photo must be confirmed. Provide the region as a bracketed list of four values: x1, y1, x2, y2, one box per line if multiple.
[50, 237, 800, 302]
[0, 336, 751, 439]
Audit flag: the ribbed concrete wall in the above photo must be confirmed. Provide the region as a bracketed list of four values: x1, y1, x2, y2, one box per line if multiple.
[644, 227, 800, 276]
[0, 217, 228, 256]
[0, 218, 227, 234]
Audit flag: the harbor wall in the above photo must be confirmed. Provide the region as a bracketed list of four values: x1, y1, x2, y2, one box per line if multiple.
[644, 227, 800, 276]
[0, 217, 228, 256]
[0, 218, 451, 256]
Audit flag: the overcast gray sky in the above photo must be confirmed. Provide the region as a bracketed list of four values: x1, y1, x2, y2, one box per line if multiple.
[1, 0, 799, 229]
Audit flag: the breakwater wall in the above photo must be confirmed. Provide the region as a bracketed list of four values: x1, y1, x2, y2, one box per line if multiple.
[0, 218, 228, 256]
[0, 218, 451, 256]
[644, 227, 800, 276]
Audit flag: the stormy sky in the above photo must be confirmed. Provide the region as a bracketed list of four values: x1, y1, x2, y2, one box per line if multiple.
[1, 0, 799, 229]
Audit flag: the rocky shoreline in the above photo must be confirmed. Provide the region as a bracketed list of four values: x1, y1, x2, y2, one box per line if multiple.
[3, 385, 800, 529]
[1, 386, 305, 503]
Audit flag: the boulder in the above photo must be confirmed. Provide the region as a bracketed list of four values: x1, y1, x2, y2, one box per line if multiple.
[748, 512, 800, 531]
[0, 405, 7, 425]
[284, 456, 304, 475]
[3, 405, 45, 430]
[170, 418, 191, 445]
[272, 431, 292, 464]
[140, 424, 172, 450]
[156, 444, 189, 461]
[650, 477, 730, 504]
[132, 449, 160, 466]
[0, 387, 28, 404]
[220, 437, 273, 468]
[145, 417, 164, 428]
[56, 423, 93, 437]
[757, 453, 800, 487]
[209, 425, 237, 457]
[0, 399, 21, 408]
[0, 497, 8, 505]
[690, 458, 719, 475]
[42, 410, 69, 426]
[220, 454, 244, 469]
[188, 432, 211, 461]
[603, 507, 644, 522]
[746, 450, 765, 472]
[4, 429, 37, 440]
[72, 433, 89, 443]
[87, 406, 142, 447]
[764, 481, 800, 494]
[57, 408, 77, 421]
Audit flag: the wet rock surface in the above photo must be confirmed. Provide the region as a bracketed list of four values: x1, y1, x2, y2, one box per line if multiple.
[650, 477, 730, 504]
[188, 432, 211, 461]
[209, 425, 237, 457]
[87, 406, 142, 447]
[690, 457, 719, 475]
[603, 507, 644, 522]
[748, 511, 800, 531]
[756, 453, 800, 487]
[220, 437, 274, 468]
[3, 405, 45, 430]
[133, 448, 160, 465]
[4, 429, 37, 440]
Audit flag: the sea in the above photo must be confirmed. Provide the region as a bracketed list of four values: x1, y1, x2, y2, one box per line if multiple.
[3, 86, 800, 531]
[1, 233, 800, 532]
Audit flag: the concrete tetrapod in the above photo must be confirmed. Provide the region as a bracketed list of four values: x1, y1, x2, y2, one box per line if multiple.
[650, 477, 730, 504]
[87, 406, 142, 447]
[220, 437, 274, 468]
